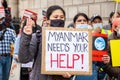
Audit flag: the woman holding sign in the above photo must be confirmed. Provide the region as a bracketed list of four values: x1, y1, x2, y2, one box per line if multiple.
[103, 18, 120, 80]
[18, 5, 71, 80]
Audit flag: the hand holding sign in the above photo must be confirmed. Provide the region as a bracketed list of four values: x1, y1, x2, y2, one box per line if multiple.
[23, 18, 34, 35]
[102, 54, 110, 64]
[62, 72, 72, 78]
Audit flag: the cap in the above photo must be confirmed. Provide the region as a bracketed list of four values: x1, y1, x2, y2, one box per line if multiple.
[91, 14, 102, 22]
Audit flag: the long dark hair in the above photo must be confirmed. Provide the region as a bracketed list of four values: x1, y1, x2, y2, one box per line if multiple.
[109, 11, 120, 24]
[73, 13, 89, 23]
[2, 0, 8, 8]
[46, 5, 66, 20]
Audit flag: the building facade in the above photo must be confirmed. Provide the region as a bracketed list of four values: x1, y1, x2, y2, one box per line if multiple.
[8, 0, 120, 26]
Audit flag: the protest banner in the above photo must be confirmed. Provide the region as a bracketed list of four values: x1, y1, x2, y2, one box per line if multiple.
[41, 27, 92, 75]
[92, 33, 108, 61]
[110, 40, 120, 67]
[22, 9, 37, 20]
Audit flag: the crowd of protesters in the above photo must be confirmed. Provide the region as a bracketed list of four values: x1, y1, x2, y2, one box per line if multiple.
[0, 0, 120, 80]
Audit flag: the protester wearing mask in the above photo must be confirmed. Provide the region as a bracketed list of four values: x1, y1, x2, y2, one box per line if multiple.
[18, 5, 71, 80]
[0, 0, 16, 80]
[91, 14, 111, 36]
[73, 13, 92, 29]
[91, 15, 103, 33]
[1, 0, 12, 28]
[102, 18, 120, 80]
[103, 11, 120, 31]
[91, 14, 112, 80]
[71, 13, 99, 80]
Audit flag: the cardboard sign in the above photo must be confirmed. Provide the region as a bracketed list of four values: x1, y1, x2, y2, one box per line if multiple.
[22, 9, 37, 20]
[0, 7, 5, 18]
[41, 27, 92, 75]
[110, 40, 120, 67]
[92, 33, 108, 61]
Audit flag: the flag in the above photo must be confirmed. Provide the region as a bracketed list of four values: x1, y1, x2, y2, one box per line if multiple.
[23, 9, 37, 20]
[113, 0, 120, 2]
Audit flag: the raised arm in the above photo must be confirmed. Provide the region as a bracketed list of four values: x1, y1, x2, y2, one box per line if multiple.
[18, 18, 37, 63]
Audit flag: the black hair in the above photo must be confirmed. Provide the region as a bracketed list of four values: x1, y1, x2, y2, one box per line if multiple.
[67, 22, 74, 28]
[91, 16, 102, 22]
[46, 5, 65, 20]
[73, 13, 89, 23]
[2, 0, 8, 8]
[109, 11, 120, 24]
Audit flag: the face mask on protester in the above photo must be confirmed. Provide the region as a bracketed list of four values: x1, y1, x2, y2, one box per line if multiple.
[50, 19, 65, 27]
[76, 24, 89, 29]
[93, 23, 103, 29]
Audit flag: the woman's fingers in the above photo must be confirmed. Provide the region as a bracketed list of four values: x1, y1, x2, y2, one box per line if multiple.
[102, 55, 110, 64]
[23, 18, 34, 34]
[62, 72, 71, 78]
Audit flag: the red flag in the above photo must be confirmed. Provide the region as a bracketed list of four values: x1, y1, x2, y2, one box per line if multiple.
[23, 9, 37, 20]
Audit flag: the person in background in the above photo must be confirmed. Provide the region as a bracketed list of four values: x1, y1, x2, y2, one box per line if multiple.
[71, 13, 98, 80]
[91, 14, 111, 80]
[18, 5, 72, 80]
[13, 19, 34, 80]
[1, 0, 12, 28]
[0, 0, 16, 80]
[103, 11, 120, 31]
[73, 13, 92, 29]
[102, 18, 120, 80]
[91, 14, 112, 36]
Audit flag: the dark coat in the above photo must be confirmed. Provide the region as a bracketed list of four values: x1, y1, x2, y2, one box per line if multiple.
[103, 32, 120, 78]
[18, 31, 70, 80]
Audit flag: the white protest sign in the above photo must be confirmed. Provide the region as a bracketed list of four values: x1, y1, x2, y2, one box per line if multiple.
[41, 27, 92, 75]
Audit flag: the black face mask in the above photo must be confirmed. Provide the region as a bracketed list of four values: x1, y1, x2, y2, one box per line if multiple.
[50, 19, 65, 27]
